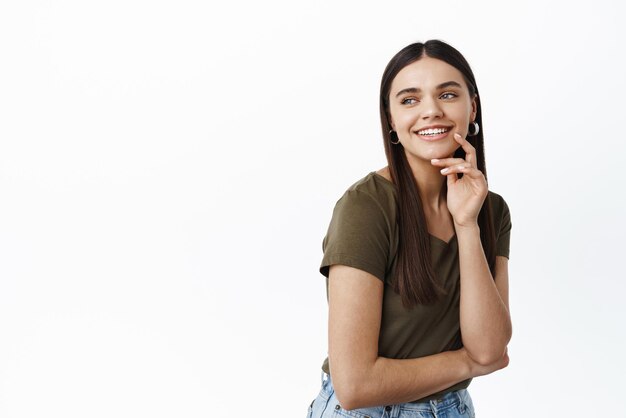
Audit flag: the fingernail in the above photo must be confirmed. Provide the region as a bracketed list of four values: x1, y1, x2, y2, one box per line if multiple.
[431, 159, 439, 163]
[441, 168, 449, 173]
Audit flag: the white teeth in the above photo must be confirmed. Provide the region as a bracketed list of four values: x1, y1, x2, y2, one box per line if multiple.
[417, 127, 449, 135]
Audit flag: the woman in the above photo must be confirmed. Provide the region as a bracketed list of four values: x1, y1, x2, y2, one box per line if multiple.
[307, 40, 512, 418]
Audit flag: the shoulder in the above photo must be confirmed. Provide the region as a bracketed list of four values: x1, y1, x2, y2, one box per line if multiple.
[321, 173, 396, 281]
[334, 171, 397, 221]
[487, 190, 512, 232]
[487, 190, 510, 213]
[487, 190, 511, 211]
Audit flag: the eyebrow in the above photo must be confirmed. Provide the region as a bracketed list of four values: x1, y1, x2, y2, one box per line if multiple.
[394, 81, 463, 98]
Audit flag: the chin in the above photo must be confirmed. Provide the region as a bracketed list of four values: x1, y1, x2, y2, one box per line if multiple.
[429, 148, 457, 159]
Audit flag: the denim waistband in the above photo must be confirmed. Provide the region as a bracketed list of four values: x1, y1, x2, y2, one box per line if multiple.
[321, 370, 467, 412]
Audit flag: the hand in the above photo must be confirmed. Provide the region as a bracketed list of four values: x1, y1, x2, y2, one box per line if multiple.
[459, 346, 510, 378]
[430, 132, 488, 227]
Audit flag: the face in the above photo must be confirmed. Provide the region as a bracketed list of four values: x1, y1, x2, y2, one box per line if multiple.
[388, 56, 477, 163]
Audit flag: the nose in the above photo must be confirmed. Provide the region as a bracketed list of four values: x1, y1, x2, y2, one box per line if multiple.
[421, 96, 443, 119]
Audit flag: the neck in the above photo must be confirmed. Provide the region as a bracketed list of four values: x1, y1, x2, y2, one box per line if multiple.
[404, 152, 449, 213]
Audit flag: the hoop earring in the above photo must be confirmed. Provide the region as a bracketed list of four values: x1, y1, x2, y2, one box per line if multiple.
[389, 130, 400, 145]
[468, 121, 480, 136]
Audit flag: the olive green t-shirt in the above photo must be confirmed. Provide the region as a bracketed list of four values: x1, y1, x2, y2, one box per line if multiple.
[319, 171, 512, 403]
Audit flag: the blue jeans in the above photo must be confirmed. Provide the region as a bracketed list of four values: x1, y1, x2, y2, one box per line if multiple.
[306, 371, 476, 418]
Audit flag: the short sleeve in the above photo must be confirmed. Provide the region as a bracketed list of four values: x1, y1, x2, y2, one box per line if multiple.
[495, 196, 512, 259]
[319, 190, 390, 282]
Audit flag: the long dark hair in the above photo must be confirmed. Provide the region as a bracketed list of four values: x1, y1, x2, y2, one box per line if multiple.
[379, 40, 498, 309]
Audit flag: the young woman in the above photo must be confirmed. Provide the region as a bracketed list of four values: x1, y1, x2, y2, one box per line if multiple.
[307, 40, 512, 418]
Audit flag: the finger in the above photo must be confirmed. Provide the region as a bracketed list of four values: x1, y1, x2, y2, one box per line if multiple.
[446, 170, 457, 187]
[430, 157, 466, 167]
[439, 163, 470, 175]
[441, 165, 484, 180]
[454, 132, 477, 168]
[458, 166, 486, 180]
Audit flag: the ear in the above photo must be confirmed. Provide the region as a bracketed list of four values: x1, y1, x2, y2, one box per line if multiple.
[470, 95, 478, 121]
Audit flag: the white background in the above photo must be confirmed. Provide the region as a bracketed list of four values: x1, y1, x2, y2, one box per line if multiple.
[1, 1, 624, 417]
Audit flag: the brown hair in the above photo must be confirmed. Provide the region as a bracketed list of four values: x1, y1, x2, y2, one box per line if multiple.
[379, 40, 498, 309]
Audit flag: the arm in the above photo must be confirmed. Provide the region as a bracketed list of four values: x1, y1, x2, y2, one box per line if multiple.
[455, 224, 512, 365]
[327, 264, 507, 410]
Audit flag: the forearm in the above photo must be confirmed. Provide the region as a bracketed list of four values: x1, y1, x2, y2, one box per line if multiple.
[344, 350, 471, 410]
[456, 223, 512, 363]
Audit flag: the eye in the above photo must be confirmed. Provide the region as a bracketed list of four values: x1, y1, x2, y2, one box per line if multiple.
[401, 97, 418, 105]
[441, 92, 458, 99]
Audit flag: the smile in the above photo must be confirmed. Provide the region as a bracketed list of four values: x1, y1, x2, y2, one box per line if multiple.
[416, 127, 450, 135]
[414, 128, 451, 141]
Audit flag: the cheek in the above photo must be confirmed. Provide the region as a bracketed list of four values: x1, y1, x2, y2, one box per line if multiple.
[394, 111, 417, 128]
[450, 108, 471, 125]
